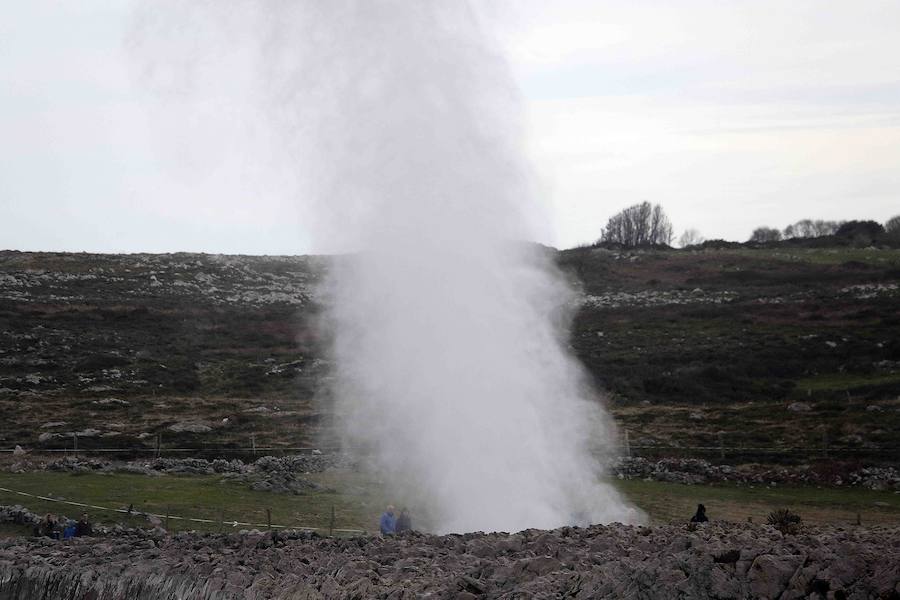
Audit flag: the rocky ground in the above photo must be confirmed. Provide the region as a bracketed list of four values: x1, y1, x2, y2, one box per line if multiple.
[0, 520, 898, 599]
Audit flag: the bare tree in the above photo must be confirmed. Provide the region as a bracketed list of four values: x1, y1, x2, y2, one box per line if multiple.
[794, 219, 815, 238]
[783, 219, 842, 239]
[678, 228, 704, 248]
[885, 215, 900, 236]
[749, 227, 782, 243]
[600, 202, 674, 247]
[811, 220, 842, 236]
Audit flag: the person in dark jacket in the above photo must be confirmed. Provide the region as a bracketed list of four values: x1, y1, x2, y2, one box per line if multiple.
[379, 505, 396, 535]
[34, 514, 59, 538]
[395, 507, 412, 533]
[75, 513, 93, 537]
[690, 504, 709, 523]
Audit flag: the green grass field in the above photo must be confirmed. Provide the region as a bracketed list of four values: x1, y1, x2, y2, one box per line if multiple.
[0, 471, 372, 534]
[729, 247, 900, 266]
[794, 372, 900, 392]
[2, 471, 898, 535]
[616, 479, 900, 526]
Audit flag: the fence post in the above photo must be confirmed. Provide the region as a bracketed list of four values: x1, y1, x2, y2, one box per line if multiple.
[165, 507, 170, 531]
[329, 505, 335, 536]
[718, 432, 725, 460]
[266, 508, 272, 531]
[822, 430, 828, 458]
[73, 433, 78, 458]
[155, 434, 161, 459]
[219, 508, 224, 533]
[251, 434, 257, 457]
[623, 429, 631, 458]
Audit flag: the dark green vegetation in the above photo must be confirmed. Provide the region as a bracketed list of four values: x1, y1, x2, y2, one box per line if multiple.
[0, 252, 330, 450]
[1, 246, 898, 463]
[2, 471, 898, 532]
[559, 246, 900, 462]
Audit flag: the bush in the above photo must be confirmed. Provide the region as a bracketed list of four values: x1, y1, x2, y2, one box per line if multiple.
[749, 227, 782, 243]
[835, 220, 884, 245]
[767, 508, 802, 534]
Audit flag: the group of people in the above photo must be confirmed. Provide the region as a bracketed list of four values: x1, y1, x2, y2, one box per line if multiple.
[379, 505, 412, 535]
[33, 512, 93, 540]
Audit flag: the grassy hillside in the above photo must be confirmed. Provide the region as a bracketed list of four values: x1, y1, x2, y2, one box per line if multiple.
[1, 246, 898, 463]
[559, 246, 900, 460]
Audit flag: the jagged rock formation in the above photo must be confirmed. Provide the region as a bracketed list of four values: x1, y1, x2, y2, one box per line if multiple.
[0, 523, 897, 599]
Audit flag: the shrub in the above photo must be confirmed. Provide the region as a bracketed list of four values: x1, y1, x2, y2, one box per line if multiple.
[767, 508, 802, 534]
[749, 227, 782, 243]
[835, 220, 884, 244]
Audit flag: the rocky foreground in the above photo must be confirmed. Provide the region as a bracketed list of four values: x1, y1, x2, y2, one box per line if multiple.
[1, 523, 898, 599]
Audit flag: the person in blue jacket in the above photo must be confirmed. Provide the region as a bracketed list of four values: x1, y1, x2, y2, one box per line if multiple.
[379, 505, 396, 535]
[62, 521, 76, 539]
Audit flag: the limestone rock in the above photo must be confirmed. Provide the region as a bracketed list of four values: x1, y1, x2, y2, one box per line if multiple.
[168, 421, 213, 433]
[0, 522, 895, 599]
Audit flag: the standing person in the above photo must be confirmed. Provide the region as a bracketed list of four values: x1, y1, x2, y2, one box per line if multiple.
[395, 507, 412, 533]
[379, 505, 396, 535]
[75, 512, 93, 537]
[690, 504, 709, 523]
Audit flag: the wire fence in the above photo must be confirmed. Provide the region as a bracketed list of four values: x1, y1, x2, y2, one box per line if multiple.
[3, 432, 899, 463]
[0, 447, 334, 455]
[0, 486, 366, 535]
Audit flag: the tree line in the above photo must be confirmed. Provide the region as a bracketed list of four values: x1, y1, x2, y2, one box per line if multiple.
[750, 218, 900, 243]
[597, 202, 900, 248]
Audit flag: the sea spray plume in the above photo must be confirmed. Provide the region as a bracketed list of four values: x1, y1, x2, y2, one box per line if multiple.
[129, 1, 641, 532]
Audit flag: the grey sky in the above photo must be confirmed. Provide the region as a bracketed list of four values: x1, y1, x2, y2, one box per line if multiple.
[2, 1, 899, 254]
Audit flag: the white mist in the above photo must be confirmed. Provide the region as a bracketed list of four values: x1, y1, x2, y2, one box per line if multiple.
[131, 1, 640, 533]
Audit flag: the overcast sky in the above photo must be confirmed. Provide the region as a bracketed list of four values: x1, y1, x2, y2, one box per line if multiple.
[2, 1, 899, 254]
